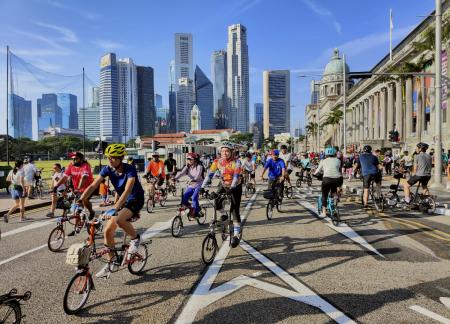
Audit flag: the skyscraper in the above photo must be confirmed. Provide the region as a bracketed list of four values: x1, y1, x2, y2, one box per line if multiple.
[100, 53, 120, 142]
[78, 106, 100, 140]
[263, 70, 290, 139]
[57, 93, 77, 129]
[37, 94, 62, 134]
[136, 66, 155, 136]
[310, 80, 320, 104]
[254, 103, 263, 125]
[227, 24, 249, 132]
[211, 50, 228, 128]
[117, 58, 138, 143]
[91, 87, 100, 107]
[155, 94, 163, 109]
[168, 60, 177, 133]
[8, 94, 32, 139]
[174, 33, 193, 90]
[194, 65, 214, 130]
[176, 77, 195, 133]
[254, 103, 263, 148]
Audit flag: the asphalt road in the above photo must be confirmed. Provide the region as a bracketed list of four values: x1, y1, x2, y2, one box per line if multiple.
[1, 170, 450, 324]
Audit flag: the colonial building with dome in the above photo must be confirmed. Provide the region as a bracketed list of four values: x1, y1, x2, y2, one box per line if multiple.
[306, 1, 450, 154]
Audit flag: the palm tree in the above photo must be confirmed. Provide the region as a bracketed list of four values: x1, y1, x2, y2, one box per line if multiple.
[305, 122, 318, 151]
[324, 108, 344, 147]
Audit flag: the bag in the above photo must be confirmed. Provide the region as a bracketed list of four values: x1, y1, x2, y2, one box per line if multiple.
[66, 243, 92, 267]
[263, 190, 275, 200]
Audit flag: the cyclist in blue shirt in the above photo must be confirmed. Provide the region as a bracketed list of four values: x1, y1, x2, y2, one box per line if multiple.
[261, 150, 286, 199]
[355, 145, 382, 208]
[81, 143, 145, 278]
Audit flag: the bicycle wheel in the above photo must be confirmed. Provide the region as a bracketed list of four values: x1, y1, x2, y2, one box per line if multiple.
[245, 186, 250, 198]
[146, 198, 154, 213]
[420, 196, 436, 214]
[159, 193, 167, 207]
[307, 177, 312, 186]
[172, 187, 177, 197]
[128, 244, 148, 275]
[63, 272, 92, 315]
[48, 226, 65, 252]
[171, 215, 183, 237]
[372, 191, 384, 212]
[266, 202, 273, 220]
[296, 178, 302, 188]
[331, 208, 340, 226]
[196, 207, 207, 225]
[285, 186, 293, 199]
[201, 233, 218, 265]
[0, 300, 21, 324]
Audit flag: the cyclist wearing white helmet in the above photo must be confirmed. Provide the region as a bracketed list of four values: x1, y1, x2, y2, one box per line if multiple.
[202, 141, 243, 248]
[314, 147, 343, 217]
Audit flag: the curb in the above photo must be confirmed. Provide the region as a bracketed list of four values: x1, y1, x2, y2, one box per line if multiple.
[0, 201, 51, 217]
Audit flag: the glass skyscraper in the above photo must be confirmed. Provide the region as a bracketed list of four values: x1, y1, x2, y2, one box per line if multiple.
[176, 78, 195, 133]
[263, 70, 290, 138]
[118, 58, 138, 142]
[136, 66, 155, 136]
[37, 93, 62, 135]
[100, 53, 120, 142]
[8, 94, 32, 139]
[254, 103, 263, 124]
[195, 65, 214, 130]
[211, 50, 228, 129]
[57, 93, 77, 129]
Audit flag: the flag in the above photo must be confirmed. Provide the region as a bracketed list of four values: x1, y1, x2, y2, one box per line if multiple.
[389, 8, 394, 61]
[390, 9, 394, 30]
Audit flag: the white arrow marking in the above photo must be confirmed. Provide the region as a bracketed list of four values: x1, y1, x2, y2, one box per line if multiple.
[441, 297, 450, 310]
[410, 305, 450, 324]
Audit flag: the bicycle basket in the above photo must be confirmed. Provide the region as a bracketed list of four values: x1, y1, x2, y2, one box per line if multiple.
[66, 243, 92, 267]
[263, 190, 275, 200]
[56, 197, 71, 210]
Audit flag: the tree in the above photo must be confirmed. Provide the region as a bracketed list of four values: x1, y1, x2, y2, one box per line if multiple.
[229, 133, 253, 145]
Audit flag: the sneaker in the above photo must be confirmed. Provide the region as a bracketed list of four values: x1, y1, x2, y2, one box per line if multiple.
[231, 235, 240, 248]
[363, 204, 369, 209]
[96, 264, 111, 279]
[318, 212, 326, 218]
[3, 215, 8, 223]
[67, 230, 76, 237]
[128, 235, 141, 255]
[46, 212, 54, 218]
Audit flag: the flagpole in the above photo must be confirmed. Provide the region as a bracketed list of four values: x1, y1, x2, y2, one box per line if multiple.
[389, 8, 393, 62]
[6, 46, 10, 166]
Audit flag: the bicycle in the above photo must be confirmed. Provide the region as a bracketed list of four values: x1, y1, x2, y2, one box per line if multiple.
[47, 194, 103, 252]
[0, 289, 31, 324]
[295, 168, 312, 188]
[406, 181, 436, 214]
[63, 211, 150, 315]
[243, 172, 256, 198]
[201, 189, 241, 265]
[30, 174, 49, 199]
[171, 186, 207, 237]
[360, 176, 384, 212]
[317, 193, 340, 226]
[263, 180, 283, 220]
[166, 178, 177, 196]
[146, 177, 167, 213]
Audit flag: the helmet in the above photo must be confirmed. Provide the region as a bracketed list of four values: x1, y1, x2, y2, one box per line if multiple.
[152, 151, 160, 156]
[325, 147, 336, 156]
[186, 152, 196, 160]
[363, 145, 372, 153]
[272, 149, 280, 156]
[417, 142, 429, 150]
[219, 141, 235, 150]
[105, 144, 126, 157]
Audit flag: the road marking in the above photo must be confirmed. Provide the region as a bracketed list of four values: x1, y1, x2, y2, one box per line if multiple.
[410, 305, 450, 324]
[295, 190, 384, 258]
[2, 219, 56, 238]
[0, 244, 47, 267]
[441, 297, 450, 309]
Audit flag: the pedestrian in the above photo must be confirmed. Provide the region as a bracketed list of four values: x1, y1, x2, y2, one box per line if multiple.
[4, 160, 27, 222]
[46, 163, 66, 218]
[99, 178, 111, 206]
[23, 158, 37, 199]
[384, 153, 393, 175]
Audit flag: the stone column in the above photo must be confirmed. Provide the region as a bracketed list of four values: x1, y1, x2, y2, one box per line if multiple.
[416, 77, 423, 139]
[374, 92, 380, 139]
[387, 83, 395, 133]
[363, 99, 368, 140]
[380, 88, 387, 140]
[355, 104, 360, 142]
[360, 102, 364, 141]
[405, 78, 413, 137]
[368, 96, 374, 139]
[352, 108, 356, 144]
[395, 80, 403, 141]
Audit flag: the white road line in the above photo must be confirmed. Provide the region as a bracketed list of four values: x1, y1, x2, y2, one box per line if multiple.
[295, 190, 384, 258]
[2, 219, 56, 238]
[441, 297, 450, 310]
[410, 305, 450, 324]
[0, 244, 47, 267]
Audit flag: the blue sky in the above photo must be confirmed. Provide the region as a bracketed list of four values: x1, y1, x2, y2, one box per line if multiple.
[0, 0, 437, 135]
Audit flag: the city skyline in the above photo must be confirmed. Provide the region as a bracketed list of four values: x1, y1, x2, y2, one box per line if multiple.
[0, 0, 436, 136]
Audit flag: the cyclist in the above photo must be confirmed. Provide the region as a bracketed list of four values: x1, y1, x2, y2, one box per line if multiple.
[403, 142, 432, 203]
[164, 152, 177, 183]
[279, 145, 294, 188]
[400, 151, 413, 173]
[356, 145, 382, 208]
[202, 142, 242, 248]
[46, 163, 66, 218]
[242, 152, 256, 187]
[145, 152, 165, 198]
[261, 149, 286, 202]
[174, 152, 205, 217]
[314, 147, 343, 218]
[81, 144, 145, 278]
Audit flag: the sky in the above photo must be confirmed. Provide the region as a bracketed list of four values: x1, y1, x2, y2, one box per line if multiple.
[0, 0, 437, 135]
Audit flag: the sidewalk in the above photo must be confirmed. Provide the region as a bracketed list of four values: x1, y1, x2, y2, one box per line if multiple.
[0, 191, 51, 216]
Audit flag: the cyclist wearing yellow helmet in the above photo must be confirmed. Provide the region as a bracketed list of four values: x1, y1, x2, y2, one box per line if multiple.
[81, 143, 145, 278]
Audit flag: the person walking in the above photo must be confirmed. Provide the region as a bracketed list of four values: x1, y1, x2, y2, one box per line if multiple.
[23, 158, 37, 199]
[4, 160, 28, 222]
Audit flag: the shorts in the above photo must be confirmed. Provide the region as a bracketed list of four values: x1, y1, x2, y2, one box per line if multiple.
[362, 173, 382, 189]
[123, 198, 145, 216]
[24, 179, 34, 187]
[407, 175, 431, 187]
[250, 172, 255, 179]
[11, 188, 24, 200]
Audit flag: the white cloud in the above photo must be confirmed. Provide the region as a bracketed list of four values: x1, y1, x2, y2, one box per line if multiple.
[301, 0, 342, 34]
[34, 22, 78, 43]
[10, 29, 74, 56]
[234, 0, 262, 15]
[47, 0, 101, 20]
[94, 39, 124, 50]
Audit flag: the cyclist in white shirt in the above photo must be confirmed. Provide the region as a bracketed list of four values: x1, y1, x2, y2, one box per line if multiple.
[46, 163, 67, 218]
[279, 145, 293, 188]
[242, 153, 256, 186]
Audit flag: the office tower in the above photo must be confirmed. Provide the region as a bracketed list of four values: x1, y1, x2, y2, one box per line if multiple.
[91, 87, 100, 107]
[263, 70, 290, 139]
[176, 77, 195, 132]
[8, 94, 32, 139]
[174, 33, 193, 90]
[99, 53, 120, 142]
[191, 104, 201, 132]
[117, 58, 138, 143]
[136, 66, 155, 136]
[155, 94, 163, 109]
[310, 80, 320, 104]
[211, 50, 228, 128]
[254, 103, 263, 124]
[78, 106, 100, 140]
[57, 93, 77, 129]
[194, 65, 214, 130]
[227, 24, 249, 132]
[37, 93, 62, 134]
[168, 60, 177, 132]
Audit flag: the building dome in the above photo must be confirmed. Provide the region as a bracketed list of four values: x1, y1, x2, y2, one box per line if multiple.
[323, 49, 349, 76]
